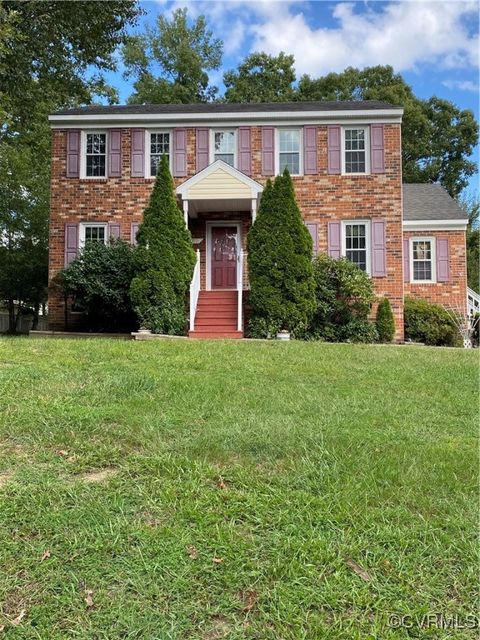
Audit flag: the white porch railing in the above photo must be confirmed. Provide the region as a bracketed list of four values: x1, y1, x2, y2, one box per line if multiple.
[467, 287, 480, 317]
[189, 250, 201, 332]
[237, 249, 244, 332]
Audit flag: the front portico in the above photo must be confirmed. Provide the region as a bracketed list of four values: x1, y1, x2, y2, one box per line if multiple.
[176, 160, 263, 338]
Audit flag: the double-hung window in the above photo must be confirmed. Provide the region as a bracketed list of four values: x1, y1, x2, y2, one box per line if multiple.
[411, 238, 435, 282]
[79, 223, 107, 248]
[213, 130, 235, 166]
[85, 132, 106, 177]
[149, 132, 170, 177]
[342, 221, 370, 273]
[343, 128, 368, 174]
[278, 129, 301, 175]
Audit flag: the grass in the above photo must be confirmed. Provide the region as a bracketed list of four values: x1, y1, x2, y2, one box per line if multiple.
[0, 337, 477, 639]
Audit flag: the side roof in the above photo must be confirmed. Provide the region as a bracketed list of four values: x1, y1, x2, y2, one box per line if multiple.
[49, 100, 403, 126]
[403, 184, 468, 221]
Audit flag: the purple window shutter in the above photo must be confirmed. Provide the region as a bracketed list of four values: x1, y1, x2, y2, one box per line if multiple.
[131, 129, 145, 177]
[436, 237, 450, 282]
[261, 127, 275, 176]
[64, 223, 78, 266]
[108, 223, 121, 241]
[328, 221, 341, 258]
[371, 218, 386, 277]
[173, 128, 187, 177]
[327, 125, 341, 175]
[131, 222, 140, 246]
[305, 223, 318, 255]
[304, 126, 317, 175]
[403, 238, 410, 282]
[108, 129, 122, 178]
[66, 130, 80, 178]
[238, 127, 252, 175]
[370, 124, 385, 174]
[196, 128, 209, 172]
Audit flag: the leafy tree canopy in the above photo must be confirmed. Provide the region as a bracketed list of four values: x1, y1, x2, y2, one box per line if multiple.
[123, 8, 223, 104]
[223, 52, 296, 103]
[460, 195, 479, 292]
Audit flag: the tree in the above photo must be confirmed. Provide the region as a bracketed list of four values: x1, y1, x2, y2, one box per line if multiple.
[58, 240, 136, 332]
[376, 298, 395, 343]
[123, 8, 223, 104]
[130, 156, 196, 335]
[247, 170, 316, 337]
[460, 195, 479, 292]
[223, 52, 296, 103]
[296, 65, 478, 198]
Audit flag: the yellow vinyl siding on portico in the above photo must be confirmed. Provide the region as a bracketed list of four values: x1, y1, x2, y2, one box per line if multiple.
[187, 167, 252, 200]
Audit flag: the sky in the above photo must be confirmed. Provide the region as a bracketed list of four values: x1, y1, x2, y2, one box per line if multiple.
[105, 0, 480, 196]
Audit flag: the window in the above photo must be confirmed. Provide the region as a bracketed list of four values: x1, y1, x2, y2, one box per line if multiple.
[343, 128, 368, 174]
[150, 132, 170, 177]
[342, 221, 370, 273]
[79, 223, 107, 248]
[85, 132, 106, 177]
[411, 238, 435, 282]
[279, 129, 301, 174]
[213, 130, 235, 166]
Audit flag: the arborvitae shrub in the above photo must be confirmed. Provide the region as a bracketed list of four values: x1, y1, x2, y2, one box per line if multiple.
[376, 297, 395, 342]
[130, 156, 196, 334]
[247, 169, 316, 337]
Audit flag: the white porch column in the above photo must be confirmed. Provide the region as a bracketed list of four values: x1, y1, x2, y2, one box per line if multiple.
[251, 198, 257, 224]
[183, 200, 189, 227]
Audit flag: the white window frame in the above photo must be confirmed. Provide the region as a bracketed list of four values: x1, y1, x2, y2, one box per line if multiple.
[210, 129, 237, 168]
[410, 236, 436, 283]
[79, 222, 108, 249]
[145, 129, 172, 179]
[341, 126, 370, 176]
[80, 130, 107, 179]
[341, 220, 371, 275]
[275, 127, 303, 176]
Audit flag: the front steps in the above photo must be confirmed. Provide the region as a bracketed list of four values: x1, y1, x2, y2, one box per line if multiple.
[189, 291, 243, 339]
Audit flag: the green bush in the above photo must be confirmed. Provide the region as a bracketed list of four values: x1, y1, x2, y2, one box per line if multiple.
[376, 297, 395, 342]
[130, 156, 196, 335]
[404, 297, 461, 346]
[59, 238, 136, 332]
[308, 254, 377, 342]
[247, 170, 316, 337]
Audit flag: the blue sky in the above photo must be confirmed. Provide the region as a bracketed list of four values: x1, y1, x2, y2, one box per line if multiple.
[105, 0, 479, 195]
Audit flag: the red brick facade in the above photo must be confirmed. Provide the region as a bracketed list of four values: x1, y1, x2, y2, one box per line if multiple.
[48, 121, 466, 338]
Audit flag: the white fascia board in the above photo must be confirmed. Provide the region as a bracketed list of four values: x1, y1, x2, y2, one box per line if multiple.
[176, 159, 263, 198]
[403, 219, 468, 231]
[48, 108, 403, 128]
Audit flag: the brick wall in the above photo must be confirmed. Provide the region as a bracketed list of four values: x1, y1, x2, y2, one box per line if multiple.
[49, 124, 404, 336]
[404, 230, 467, 313]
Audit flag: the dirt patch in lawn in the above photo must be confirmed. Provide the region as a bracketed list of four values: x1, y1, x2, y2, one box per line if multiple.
[78, 467, 118, 484]
[0, 472, 13, 488]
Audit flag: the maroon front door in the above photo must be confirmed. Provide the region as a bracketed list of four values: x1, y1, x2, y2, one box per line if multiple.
[211, 226, 237, 289]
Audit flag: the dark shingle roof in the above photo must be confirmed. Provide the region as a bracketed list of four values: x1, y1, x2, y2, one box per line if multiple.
[403, 184, 468, 221]
[52, 100, 401, 116]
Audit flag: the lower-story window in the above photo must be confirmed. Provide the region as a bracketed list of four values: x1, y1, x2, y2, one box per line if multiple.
[80, 223, 107, 248]
[411, 237, 435, 282]
[342, 221, 370, 273]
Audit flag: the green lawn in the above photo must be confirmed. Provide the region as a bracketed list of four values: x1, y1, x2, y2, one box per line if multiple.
[0, 338, 478, 639]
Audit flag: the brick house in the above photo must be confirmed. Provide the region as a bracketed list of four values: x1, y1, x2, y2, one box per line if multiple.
[48, 101, 469, 339]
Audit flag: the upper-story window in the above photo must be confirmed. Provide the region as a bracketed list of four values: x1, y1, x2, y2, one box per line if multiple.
[278, 129, 301, 175]
[213, 130, 236, 166]
[79, 223, 107, 248]
[342, 127, 369, 175]
[150, 132, 170, 177]
[411, 237, 435, 282]
[85, 132, 106, 177]
[342, 221, 371, 273]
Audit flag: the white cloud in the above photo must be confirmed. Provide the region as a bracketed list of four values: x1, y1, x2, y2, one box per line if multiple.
[443, 79, 480, 92]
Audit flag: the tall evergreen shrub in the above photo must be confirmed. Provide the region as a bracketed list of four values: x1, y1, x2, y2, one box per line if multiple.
[376, 297, 395, 342]
[247, 169, 316, 336]
[130, 156, 196, 334]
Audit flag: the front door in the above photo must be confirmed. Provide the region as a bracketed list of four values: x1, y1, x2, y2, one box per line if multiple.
[211, 226, 237, 289]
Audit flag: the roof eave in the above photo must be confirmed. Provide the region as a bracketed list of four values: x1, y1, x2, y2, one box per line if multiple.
[403, 219, 468, 230]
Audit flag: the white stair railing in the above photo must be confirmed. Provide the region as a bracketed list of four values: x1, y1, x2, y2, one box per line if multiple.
[189, 250, 200, 332]
[237, 249, 243, 332]
[467, 287, 480, 317]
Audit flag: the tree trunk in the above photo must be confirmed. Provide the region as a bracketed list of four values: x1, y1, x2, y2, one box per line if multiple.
[32, 303, 40, 330]
[7, 299, 16, 334]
